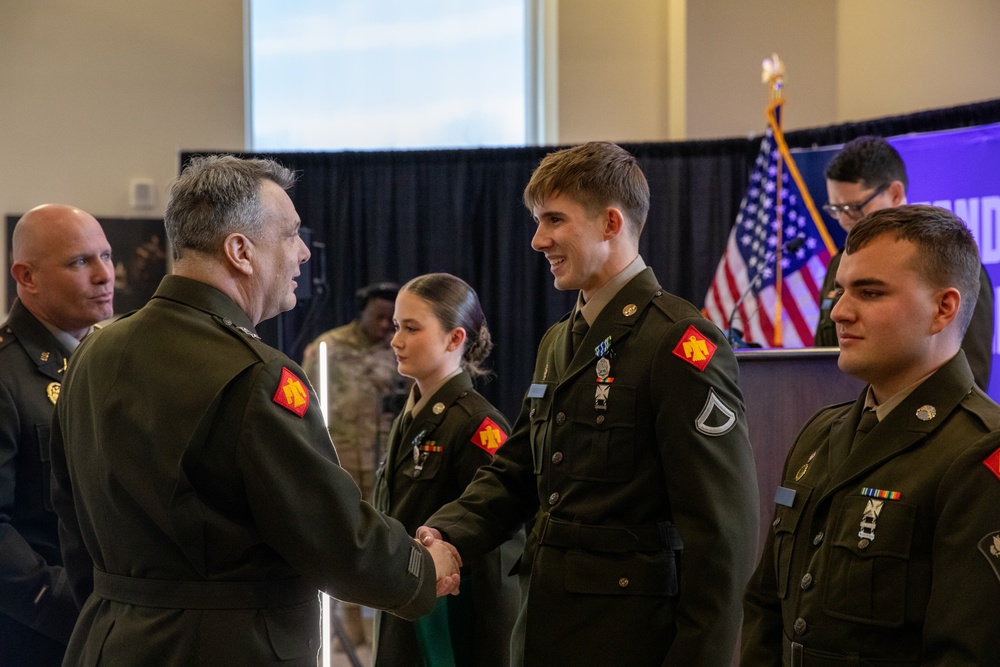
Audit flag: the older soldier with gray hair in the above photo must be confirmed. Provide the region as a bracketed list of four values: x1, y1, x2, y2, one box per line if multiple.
[49, 155, 460, 666]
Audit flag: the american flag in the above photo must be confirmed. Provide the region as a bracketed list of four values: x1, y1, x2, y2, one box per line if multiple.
[703, 101, 837, 347]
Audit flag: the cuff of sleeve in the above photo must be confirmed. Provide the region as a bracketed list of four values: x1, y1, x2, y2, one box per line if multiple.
[385, 544, 436, 622]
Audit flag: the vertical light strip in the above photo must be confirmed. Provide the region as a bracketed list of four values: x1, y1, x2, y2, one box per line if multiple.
[526, 0, 559, 145]
[666, 0, 686, 140]
[524, 0, 539, 144]
[242, 0, 253, 150]
[542, 0, 559, 144]
[318, 341, 331, 667]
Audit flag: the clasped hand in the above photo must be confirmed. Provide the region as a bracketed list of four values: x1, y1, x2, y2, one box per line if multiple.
[416, 526, 462, 596]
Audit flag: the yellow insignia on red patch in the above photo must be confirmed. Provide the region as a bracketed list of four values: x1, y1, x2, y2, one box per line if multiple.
[471, 417, 507, 455]
[672, 325, 717, 372]
[273, 367, 310, 417]
[983, 446, 1000, 481]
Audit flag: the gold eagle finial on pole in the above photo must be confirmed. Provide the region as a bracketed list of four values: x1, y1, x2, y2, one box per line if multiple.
[762, 53, 785, 103]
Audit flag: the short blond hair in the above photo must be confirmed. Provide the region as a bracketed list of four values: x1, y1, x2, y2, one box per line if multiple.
[523, 142, 650, 237]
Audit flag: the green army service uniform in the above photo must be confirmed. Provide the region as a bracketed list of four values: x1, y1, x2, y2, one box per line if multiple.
[815, 255, 993, 390]
[813, 253, 841, 348]
[743, 351, 1000, 665]
[428, 268, 760, 667]
[49, 276, 438, 667]
[302, 320, 403, 498]
[0, 300, 79, 664]
[372, 371, 523, 667]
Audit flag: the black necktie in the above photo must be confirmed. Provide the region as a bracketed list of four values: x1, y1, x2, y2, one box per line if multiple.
[851, 408, 879, 451]
[571, 312, 589, 355]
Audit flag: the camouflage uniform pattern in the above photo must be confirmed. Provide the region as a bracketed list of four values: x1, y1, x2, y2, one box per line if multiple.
[302, 320, 405, 499]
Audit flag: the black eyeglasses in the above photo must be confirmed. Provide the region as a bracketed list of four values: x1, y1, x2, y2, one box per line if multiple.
[822, 183, 889, 220]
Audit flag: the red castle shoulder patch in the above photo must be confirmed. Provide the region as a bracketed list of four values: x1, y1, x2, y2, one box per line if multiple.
[471, 417, 507, 455]
[273, 367, 310, 417]
[672, 324, 717, 372]
[984, 446, 1000, 481]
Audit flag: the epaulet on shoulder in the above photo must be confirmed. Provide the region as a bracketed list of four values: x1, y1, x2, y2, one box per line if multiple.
[650, 289, 701, 322]
[0, 325, 16, 352]
[455, 388, 491, 414]
[211, 314, 275, 363]
[964, 386, 1000, 432]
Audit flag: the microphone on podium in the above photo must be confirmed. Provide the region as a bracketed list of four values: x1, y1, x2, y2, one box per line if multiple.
[726, 236, 805, 347]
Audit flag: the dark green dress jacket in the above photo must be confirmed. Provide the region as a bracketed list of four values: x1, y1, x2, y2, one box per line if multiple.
[743, 351, 1000, 666]
[49, 276, 437, 667]
[372, 371, 523, 667]
[0, 300, 79, 664]
[428, 268, 760, 667]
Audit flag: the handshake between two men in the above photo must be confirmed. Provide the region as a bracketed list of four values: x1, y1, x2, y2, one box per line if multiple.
[421, 527, 462, 597]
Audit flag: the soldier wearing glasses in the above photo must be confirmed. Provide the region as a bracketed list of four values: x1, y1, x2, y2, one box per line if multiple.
[815, 136, 993, 391]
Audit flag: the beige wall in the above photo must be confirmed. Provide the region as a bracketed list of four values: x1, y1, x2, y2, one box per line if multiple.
[550, 0, 1000, 143]
[836, 0, 1000, 122]
[556, 0, 671, 144]
[0, 0, 245, 300]
[2, 0, 1000, 304]
[684, 0, 838, 139]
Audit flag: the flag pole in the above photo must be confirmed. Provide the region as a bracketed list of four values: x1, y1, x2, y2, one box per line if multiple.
[763, 54, 786, 346]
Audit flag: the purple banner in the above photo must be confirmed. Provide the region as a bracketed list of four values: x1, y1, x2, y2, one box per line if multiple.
[793, 122, 1000, 399]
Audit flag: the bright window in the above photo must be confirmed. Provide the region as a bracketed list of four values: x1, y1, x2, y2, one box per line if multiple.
[250, 0, 528, 150]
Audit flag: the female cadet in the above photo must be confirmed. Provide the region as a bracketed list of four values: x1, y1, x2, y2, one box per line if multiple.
[372, 273, 523, 667]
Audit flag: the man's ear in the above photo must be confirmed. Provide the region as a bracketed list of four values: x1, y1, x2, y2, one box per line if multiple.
[223, 233, 254, 276]
[887, 180, 907, 207]
[603, 207, 625, 241]
[929, 286, 961, 335]
[10, 261, 36, 293]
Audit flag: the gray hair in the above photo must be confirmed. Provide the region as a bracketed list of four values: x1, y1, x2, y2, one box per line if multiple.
[164, 155, 296, 260]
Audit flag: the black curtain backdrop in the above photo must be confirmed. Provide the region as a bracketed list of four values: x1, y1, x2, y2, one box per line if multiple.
[182, 97, 1000, 419]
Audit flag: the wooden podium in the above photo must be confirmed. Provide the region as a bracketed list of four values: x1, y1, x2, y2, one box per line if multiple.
[736, 348, 865, 554]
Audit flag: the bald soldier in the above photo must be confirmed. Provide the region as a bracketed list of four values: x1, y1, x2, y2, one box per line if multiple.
[1, 205, 114, 665]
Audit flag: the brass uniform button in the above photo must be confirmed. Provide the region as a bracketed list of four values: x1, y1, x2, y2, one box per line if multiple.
[618, 577, 629, 588]
[793, 617, 807, 635]
[548, 492, 560, 505]
[555, 412, 566, 425]
[551, 452, 563, 464]
[813, 532, 824, 546]
[800, 573, 813, 590]
[596, 415, 605, 424]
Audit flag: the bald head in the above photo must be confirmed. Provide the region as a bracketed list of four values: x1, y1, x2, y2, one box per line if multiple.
[11, 204, 115, 339]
